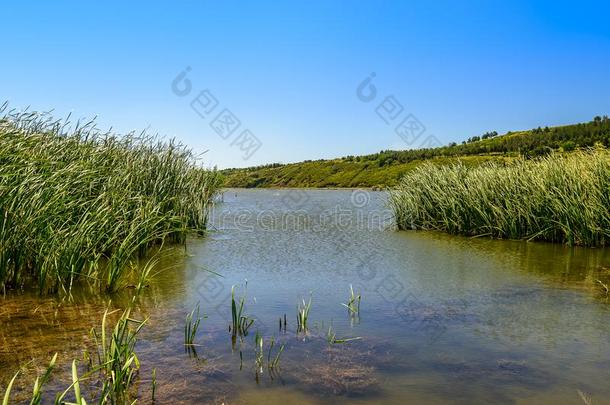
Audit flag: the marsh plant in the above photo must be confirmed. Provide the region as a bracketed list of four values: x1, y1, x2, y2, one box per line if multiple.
[267, 337, 285, 370]
[231, 284, 254, 337]
[390, 149, 610, 246]
[185, 302, 203, 347]
[2, 308, 146, 404]
[88, 307, 147, 402]
[326, 325, 362, 345]
[253, 333, 285, 375]
[342, 284, 361, 316]
[254, 332, 264, 373]
[0, 105, 222, 294]
[30, 353, 58, 405]
[297, 296, 312, 333]
[3, 353, 58, 405]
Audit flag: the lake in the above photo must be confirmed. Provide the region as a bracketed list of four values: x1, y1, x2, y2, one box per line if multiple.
[2, 189, 610, 404]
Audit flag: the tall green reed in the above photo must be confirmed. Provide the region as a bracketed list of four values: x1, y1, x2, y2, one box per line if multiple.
[390, 149, 610, 246]
[0, 105, 222, 293]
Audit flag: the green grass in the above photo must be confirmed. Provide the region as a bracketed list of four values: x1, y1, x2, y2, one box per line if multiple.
[223, 155, 503, 188]
[0, 107, 222, 293]
[389, 149, 610, 246]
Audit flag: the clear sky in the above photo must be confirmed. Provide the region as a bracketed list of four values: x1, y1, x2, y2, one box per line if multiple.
[2, 1, 610, 168]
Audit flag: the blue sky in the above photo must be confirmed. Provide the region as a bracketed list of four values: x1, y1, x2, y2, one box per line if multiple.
[2, 1, 610, 168]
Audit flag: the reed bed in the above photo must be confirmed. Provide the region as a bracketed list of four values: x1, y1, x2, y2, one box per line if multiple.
[389, 149, 610, 246]
[0, 106, 222, 293]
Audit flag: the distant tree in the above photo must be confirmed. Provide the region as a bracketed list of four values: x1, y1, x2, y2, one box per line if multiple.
[562, 141, 576, 151]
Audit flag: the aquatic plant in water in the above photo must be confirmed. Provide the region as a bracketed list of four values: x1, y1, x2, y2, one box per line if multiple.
[342, 284, 361, 316]
[389, 149, 610, 246]
[88, 307, 147, 402]
[253, 333, 285, 377]
[185, 302, 203, 347]
[326, 325, 362, 345]
[231, 284, 254, 336]
[297, 296, 312, 333]
[2, 307, 147, 404]
[267, 337, 285, 370]
[254, 331, 264, 373]
[0, 105, 222, 294]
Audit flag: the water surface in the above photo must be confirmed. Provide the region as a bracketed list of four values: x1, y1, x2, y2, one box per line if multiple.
[2, 189, 610, 404]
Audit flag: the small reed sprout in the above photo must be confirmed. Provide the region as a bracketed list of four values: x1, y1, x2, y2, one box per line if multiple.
[326, 325, 362, 345]
[267, 337, 285, 370]
[253, 333, 285, 375]
[90, 307, 148, 402]
[297, 296, 312, 333]
[254, 332, 264, 373]
[231, 284, 254, 337]
[30, 353, 58, 405]
[278, 313, 287, 332]
[184, 302, 202, 347]
[133, 256, 161, 296]
[2, 369, 19, 405]
[342, 284, 361, 315]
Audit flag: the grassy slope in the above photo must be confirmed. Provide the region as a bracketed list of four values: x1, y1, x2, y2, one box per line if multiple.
[223, 118, 610, 188]
[224, 155, 509, 188]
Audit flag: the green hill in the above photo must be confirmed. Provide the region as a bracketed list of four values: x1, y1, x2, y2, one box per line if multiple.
[222, 116, 610, 188]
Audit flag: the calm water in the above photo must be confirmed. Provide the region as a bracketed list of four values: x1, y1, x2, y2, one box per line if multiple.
[2, 189, 610, 404]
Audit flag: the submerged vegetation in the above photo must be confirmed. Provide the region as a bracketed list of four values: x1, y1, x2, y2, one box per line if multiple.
[3, 307, 147, 404]
[1, 283, 368, 402]
[390, 149, 610, 246]
[0, 106, 222, 293]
